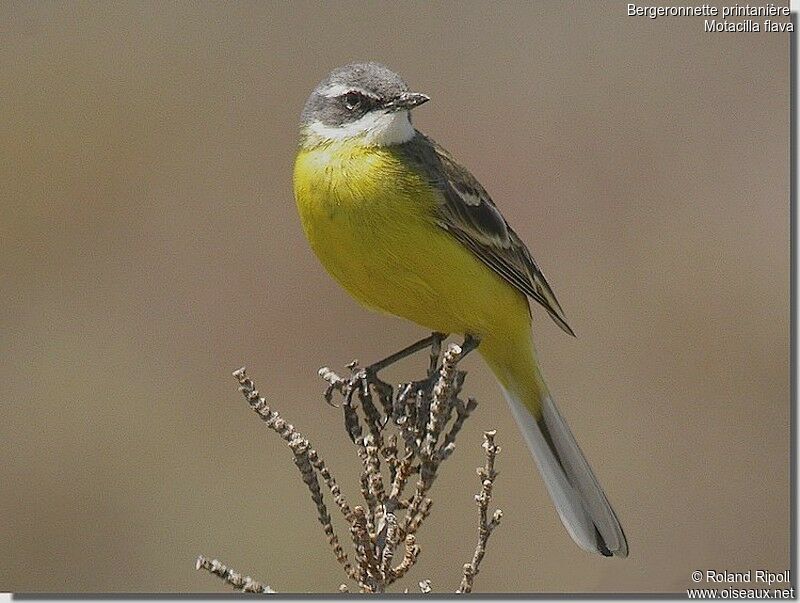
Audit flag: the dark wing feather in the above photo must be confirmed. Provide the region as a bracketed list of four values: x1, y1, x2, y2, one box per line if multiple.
[399, 133, 575, 336]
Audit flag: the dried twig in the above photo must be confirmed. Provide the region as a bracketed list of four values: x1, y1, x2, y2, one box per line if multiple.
[233, 367, 357, 581]
[197, 338, 506, 593]
[194, 556, 274, 593]
[457, 430, 503, 594]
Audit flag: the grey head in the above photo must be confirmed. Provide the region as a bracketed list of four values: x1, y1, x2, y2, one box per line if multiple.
[300, 62, 429, 146]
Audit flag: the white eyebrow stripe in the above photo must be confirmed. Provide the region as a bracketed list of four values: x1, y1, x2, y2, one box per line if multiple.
[318, 83, 379, 99]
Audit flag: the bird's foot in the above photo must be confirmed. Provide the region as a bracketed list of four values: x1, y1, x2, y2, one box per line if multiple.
[323, 332, 467, 443]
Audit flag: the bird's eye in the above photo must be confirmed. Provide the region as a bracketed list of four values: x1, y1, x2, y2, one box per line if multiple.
[344, 91, 362, 111]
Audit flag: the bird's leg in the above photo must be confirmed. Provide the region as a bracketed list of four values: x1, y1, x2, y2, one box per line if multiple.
[427, 332, 444, 378]
[460, 333, 481, 358]
[365, 332, 447, 376]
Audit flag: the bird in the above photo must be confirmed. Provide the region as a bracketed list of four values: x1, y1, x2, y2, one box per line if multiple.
[293, 62, 628, 558]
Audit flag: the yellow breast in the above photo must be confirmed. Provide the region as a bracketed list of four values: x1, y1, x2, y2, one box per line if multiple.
[293, 140, 530, 339]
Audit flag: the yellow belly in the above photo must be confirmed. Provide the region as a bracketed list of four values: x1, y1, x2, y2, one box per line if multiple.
[293, 142, 531, 342]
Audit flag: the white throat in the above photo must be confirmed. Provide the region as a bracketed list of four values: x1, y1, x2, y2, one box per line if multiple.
[305, 110, 415, 147]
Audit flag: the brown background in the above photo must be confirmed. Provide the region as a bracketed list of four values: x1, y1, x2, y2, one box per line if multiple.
[1, 0, 790, 594]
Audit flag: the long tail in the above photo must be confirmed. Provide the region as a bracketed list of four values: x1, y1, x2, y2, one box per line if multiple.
[480, 335, 629, 558]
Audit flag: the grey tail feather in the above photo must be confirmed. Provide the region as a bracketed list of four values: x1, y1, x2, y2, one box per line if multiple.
[502, 387, 628, 558]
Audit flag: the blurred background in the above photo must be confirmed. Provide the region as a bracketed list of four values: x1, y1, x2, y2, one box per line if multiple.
[1, 0, 790, 594]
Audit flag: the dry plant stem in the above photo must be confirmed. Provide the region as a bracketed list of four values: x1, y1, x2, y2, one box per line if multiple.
[457, 430, 503, 594]
[389, 534, 420, 582]
[232, 367, 357, 580]
[195, 556, 274, 593]
[423, 344, 461, 459]
[199, 339, 504, 594]
[380, 512, 398, 577]
[351, 506, 380, 590]
[400, 343, 464, 540]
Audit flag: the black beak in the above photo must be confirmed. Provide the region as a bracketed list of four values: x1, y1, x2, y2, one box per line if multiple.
[385, 92, 430, 112]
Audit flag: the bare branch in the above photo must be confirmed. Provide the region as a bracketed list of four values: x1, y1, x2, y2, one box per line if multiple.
[422, 342, 463, 459]
[457, 430, 503, 594]
[199, 338, 507, 594]
[379, 512, 398, 578]
[389, 534, 420, 582]
[195, 556, 274, 593]
[232, 367, 356, 580]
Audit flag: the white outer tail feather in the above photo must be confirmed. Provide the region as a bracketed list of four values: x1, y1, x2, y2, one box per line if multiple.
[502, 387, 628, 557]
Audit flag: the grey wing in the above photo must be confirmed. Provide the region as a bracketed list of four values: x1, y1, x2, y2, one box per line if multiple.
[402, 134, 575, 336]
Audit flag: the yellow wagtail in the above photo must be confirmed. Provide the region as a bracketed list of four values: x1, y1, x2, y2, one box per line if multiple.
[293, 62, 627, 557]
